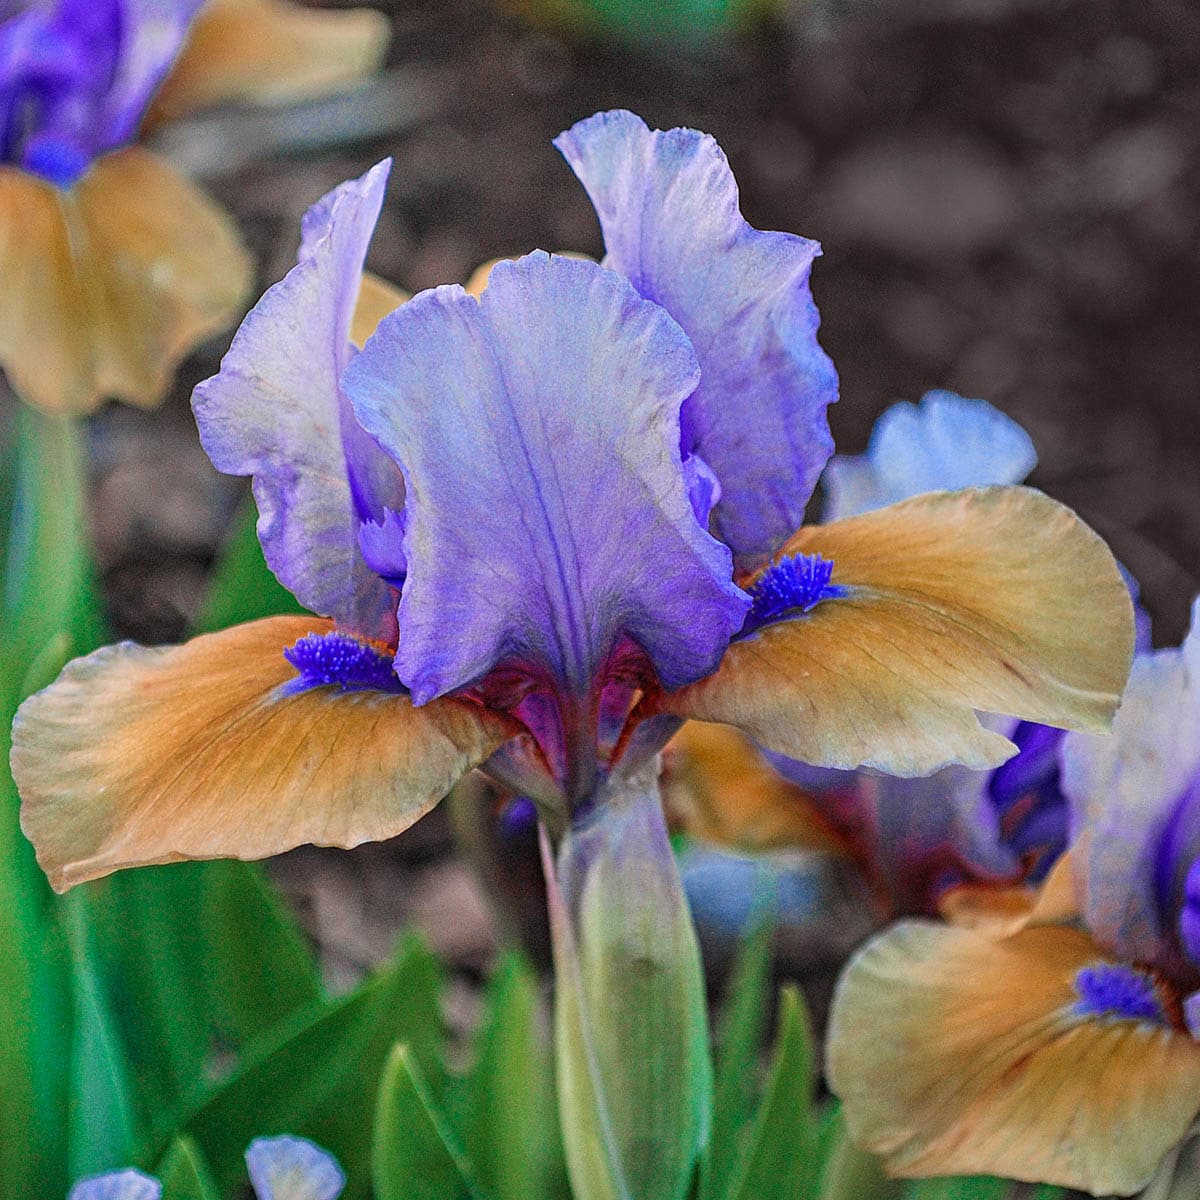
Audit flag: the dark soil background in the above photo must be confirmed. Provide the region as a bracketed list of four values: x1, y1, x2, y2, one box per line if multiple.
[79, 0, 1200, 986]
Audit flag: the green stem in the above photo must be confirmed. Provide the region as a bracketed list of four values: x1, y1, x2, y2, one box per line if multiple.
[542, 762, 712, 1200]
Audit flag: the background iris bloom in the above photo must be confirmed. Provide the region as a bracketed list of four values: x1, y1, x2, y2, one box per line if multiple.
[828, 597, 1200, 1197]
[70, 1135, 344, 1200]
[666, 393, 1149, 919]
[0, 0, 387, 413]
[11, 112, 1132, 897]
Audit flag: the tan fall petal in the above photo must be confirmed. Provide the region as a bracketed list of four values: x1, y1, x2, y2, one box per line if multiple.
[151, 0, 389, 123]
[827, 920, 1200, 1196]
[656, 487, 1134, 776]
[938, 850, 1081, 934]
[661, 719, 852, 857]
[350, 271, 409, 348]
[12, 615, 514, 892]
[0, 150, 250, 414]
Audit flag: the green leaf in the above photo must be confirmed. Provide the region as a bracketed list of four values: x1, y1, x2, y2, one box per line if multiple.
[75, 858, 322, 1137]
[904, 1178, 1015, 1200]
[374, 1044, 485, 1200]
[0, 882, 71, 1200]
[546, 768, 712, 1200]
[193, 494, 304, 634]
[157, 1136, 222, 1200]
[703, 907, 775, 1200]
[724, 987, 819, 1200]
[2, 406, 90, 670]
[64, 895, 140, 1176]
[818, 1107, 906, 1200]
[521, 0, 768, 43]
[462, 952, 564, 1200]
[177, 933, 444, 1198]
[0, 405, 99, 1198]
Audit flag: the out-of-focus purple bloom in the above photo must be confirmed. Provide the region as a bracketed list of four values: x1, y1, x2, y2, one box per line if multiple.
[822, 390, 1037, 522]
[66, 1136, 344, 1200]
[0, 0, 202, 186]
[1063, 596, 1200, 981]
[68, 1170, 161, 1200]
[828, 599, 1200, 1198]
[245, 1135, 345, 1200]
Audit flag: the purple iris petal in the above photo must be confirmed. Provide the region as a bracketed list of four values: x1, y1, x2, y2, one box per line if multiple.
[1186, 991, 1200, 1041]
[1180, 859, 1200, 970]
[194, 161, 405, 641]
[357, 507, 407, 587]
[281, 631, 404, 696]
[343, 251, 750, 707]
[245, 1135, 345, 1200]
[986, 720, 1068, 879]
[1073, 962, 1168, 1025]
[555, 110, 838, 566]
[0, 0, 201, 185]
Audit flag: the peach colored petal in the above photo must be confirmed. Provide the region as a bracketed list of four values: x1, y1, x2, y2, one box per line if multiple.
[827, 920, 1200, 1195]
[463, 252, 593, 299]
[938, 853, 1080, 933]
[12, 615, 513, 892]
[656, 488, 1133, 776]
[350, 271, 408, 348]
[0, 150, 250, 414]
[661, 719, 852, 857]
[152, 0, 389, 123]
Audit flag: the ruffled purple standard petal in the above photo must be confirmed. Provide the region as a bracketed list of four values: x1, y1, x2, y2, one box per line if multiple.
[1062, 597, 1200, 968]
[68, 1170, 161, 1200]
[0, 0, 201, 185]
[555, 110, 838, 567]
[246, 1135, 345, 1200]
[344, 251, 750, 706]
[822, 391, 1038, 522]
[193, 160, 404, 640]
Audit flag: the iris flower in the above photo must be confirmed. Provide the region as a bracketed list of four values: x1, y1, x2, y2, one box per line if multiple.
[666, 393, 1104, 917]
[0, 0, 387, 414]
[11, 111, 1132, 901]
[69, 1135, 344, 1200]
[828, 598, 1200, 1196]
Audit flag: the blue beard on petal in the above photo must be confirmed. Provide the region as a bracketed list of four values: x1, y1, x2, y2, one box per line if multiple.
[280, 630, 406, 696]
[741, 552, 847, 633]
[1073, 962, 1170, 1026]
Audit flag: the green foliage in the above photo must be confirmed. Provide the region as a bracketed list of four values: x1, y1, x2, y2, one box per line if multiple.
[703, 913, 774, 1200]
[374, 1044, 484, 1200]
[509, 0, 779, 47]
[176, 933, 444, 1198]
[157, 1137, 223, 1200]
[0, 412, 320, 1197]
[460, 953, 566, 1200]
